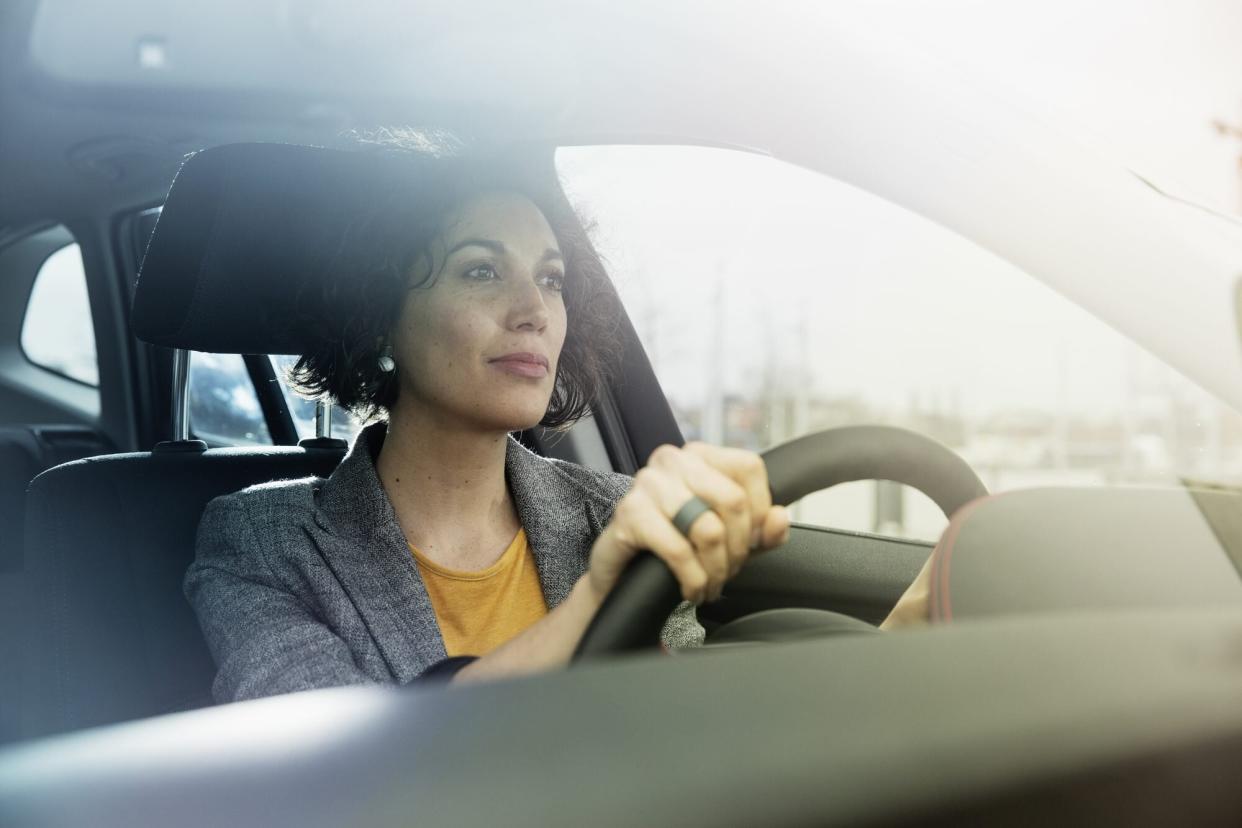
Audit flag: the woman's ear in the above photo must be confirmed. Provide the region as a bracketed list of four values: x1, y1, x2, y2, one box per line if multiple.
[377, 346, 396, 373]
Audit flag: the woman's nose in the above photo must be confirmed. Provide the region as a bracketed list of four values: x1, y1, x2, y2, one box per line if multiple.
[507, 276, 550, 332]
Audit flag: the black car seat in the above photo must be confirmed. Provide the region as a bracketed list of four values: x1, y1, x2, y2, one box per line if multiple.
[9, 144, 396, 743]
[0, 425, 113, 742]
[12, 444, 344, 742]
[0, 425, 112, 574]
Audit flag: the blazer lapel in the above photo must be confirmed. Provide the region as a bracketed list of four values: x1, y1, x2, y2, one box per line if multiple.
[505, 437, 617, 610]
[308, 423, 446, 682]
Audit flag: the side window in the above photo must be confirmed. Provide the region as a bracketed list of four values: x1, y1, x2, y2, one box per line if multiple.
[20, 243, 98, 386]
[188, 353, 271, 446]
[269, 354, 363, 443]
[556, 145, 1242, 541]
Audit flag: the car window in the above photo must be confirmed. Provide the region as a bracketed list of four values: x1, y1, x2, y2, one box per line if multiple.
[20, 242, 98, 386]
[556, 145, 1242, 541]
[269, 354, 363, 443]
[187, 354, 366, 447]
[188, 352, 271, 446]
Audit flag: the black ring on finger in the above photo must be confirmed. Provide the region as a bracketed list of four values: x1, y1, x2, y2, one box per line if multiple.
[671, 495, 713, 539]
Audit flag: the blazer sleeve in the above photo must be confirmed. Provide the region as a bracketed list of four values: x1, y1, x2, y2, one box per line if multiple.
[660, 600, 705, 650]
[184, 494, 376, 703]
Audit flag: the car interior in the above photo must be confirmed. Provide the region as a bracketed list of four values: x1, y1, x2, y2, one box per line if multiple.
[3, 135, 944, 742]
[6, 2, 1242, 825]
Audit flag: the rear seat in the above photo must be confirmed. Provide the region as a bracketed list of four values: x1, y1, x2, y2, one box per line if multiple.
[8, 442, 345, 743]
[0, 425, 112, 573]
[0, 425, 113, 744]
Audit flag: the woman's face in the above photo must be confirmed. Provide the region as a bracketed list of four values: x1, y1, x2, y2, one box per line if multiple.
[387, 190, 568, 432]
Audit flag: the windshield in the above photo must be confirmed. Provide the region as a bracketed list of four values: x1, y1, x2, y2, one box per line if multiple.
[557, 144, 1242, 540]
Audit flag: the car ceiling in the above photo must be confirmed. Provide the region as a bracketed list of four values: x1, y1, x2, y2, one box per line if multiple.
[0, 1, 461, 232]
[0, 0, 789, 234]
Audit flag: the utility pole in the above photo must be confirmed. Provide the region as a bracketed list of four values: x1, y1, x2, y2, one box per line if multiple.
[702, 274, 726, 447]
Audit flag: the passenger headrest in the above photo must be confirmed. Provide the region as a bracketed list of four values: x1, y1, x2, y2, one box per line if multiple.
[926, 487, 1242, 622]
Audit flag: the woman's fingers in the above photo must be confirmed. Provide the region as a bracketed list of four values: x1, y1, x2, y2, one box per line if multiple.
[682, 442, 774, 546]
[633, 462, 732, 601]
[681, 442, 790, 555]
[648, 446, 751, 584]
[614, 486, 710, 604]
[592, 443, 790, 608]
[758, 505, 792, 552]
[685, 511, 729, 602]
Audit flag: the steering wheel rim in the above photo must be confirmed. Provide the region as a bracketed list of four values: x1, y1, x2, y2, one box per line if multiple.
[572, 425, 988, 660]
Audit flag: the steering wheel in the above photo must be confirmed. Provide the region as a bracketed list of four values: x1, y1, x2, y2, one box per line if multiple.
[573, 425, 988, 659]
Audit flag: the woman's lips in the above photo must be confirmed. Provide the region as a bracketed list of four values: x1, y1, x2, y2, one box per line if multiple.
[488, 355, 549, 378]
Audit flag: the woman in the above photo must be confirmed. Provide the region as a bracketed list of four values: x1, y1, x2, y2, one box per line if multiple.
[185, 136, 791, 701]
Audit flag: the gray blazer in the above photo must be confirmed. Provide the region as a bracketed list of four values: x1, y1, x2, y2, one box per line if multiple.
[185, 423, 703, 702]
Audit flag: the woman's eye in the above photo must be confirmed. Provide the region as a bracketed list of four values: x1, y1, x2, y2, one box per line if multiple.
[542, 272, 565, 292]
[465, 263, 499, 281]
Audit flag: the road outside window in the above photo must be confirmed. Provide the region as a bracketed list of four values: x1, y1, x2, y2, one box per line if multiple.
[557, 145, 1242, 541]
[20, 243, 98, 386]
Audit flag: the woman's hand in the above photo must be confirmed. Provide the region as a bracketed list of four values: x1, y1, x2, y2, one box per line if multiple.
[587, 442, 792, 605]
[453, 443, 789, 684]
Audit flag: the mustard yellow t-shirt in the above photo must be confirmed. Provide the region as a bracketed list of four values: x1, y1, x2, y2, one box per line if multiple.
[411, 528, 549, 657]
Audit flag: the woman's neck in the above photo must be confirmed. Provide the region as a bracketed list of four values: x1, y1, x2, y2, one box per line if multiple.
[373, 403, 521, 569]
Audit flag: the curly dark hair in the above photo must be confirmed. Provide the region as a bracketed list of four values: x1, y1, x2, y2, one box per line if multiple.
[286, 129, 623, 430]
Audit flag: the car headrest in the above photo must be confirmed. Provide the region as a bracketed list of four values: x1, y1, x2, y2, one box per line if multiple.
[131, 142, 419, 355]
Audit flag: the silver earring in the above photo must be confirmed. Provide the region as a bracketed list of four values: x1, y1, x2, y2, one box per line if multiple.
[377, 345, 395, 373]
